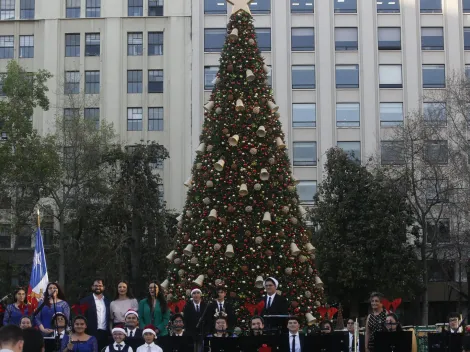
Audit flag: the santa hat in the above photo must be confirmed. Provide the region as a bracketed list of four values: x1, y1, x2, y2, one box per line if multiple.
[124, 309, 139, 319]
[112, 324, 127, 336]
[142, 324, 156, 337]
[190, 288, 202, 296]
[263, 277, 279, 288]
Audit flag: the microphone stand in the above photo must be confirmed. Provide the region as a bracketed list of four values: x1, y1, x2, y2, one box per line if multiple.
[196, 300, 211, 350]
[51, 293, 61, 352]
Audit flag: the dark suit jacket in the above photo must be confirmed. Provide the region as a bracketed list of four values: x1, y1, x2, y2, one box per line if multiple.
[279, 333, 305, 352]
[348, 332, 365, 352]
[206, 301, 236, 331]
[79, 294, 111, 335]
[260, 294, 289, 316]
[182, 300, 209, 337]
[124, 327, 142, 339]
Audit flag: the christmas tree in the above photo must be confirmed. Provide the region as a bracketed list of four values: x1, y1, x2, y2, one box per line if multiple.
[164, 0, 324, 326]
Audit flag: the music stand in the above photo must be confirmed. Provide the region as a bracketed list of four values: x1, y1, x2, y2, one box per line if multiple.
[157, 336, 194, 352]
[204, 337, 240, 352]
[263, 315, 292, 334]
[238, 335, 281, 352]
[306, 332, 349, 352]
[428, 332, 463, 352]
[374, 331, 412, 352]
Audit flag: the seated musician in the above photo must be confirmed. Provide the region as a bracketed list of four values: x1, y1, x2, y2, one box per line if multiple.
[169, 314, 186, 336]
[207, 315, 236, 338]
[280, 316, 305, 352]
[347, 318, 364, 352]
[250, 316, 265, 336]
[447, 312, 463, 334]
[319, 320, 333, 334]
[383, 313, 403, 332]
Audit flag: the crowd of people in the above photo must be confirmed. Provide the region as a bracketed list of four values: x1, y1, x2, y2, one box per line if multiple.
[1, 278, 469, 352]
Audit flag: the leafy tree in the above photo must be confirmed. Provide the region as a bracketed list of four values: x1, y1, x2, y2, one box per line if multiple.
[313, 148, 422, 315]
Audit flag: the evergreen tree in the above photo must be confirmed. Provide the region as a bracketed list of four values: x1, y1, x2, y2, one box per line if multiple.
[165, 2, 324, 325]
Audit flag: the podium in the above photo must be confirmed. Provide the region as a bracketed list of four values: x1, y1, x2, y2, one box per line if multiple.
[428, 332, 463, 352]
[374, 331, 412, 352]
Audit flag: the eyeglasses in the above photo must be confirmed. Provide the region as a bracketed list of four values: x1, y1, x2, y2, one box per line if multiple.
[386, 322, 398, 326]
[347, 322, 354, 325]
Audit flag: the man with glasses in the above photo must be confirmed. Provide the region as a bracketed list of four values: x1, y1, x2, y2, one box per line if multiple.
[80, 278, 111, 351]
[447, 312, 463, 334]
[169, 314, 186, 336]
[183, 288, 209, 338]
[346, 318, 364, 352]
[260, 277, 288, 334]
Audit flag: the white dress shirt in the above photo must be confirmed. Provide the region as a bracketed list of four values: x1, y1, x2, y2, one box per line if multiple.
[173, 331, 184, 336]
[53, 330, 66, 338]
[94, 294, 107, 330]
[0, 349, 14, 352]
[136, 342, 163, 352]
[289, 332, 300, 352]
[126, 328, 138, 338]
[105, 342, 134, 352]
[217, 301, 225, 311]
[193, 302, 201, 312]
[349, 332, 359, 352]
[266, 294, 276, 308]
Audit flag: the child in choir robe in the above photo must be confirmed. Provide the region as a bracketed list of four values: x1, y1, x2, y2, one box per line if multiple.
[104, 326, 133, 352]
[136, 325, 163, 352]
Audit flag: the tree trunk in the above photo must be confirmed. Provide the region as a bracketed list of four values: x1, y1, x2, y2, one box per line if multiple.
[59, 211, 65, 287]
[466, 262, 470, 318]
[130, 210, 140, 283]
[421, 242, 429, 325]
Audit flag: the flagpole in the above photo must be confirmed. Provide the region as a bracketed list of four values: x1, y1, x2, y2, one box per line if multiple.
[37, 209, 40, 228]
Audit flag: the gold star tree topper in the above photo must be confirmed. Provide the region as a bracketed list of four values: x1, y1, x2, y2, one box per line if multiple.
[227, 0, 253, 15]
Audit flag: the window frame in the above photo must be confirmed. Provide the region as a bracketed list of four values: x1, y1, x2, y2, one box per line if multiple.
[148, 107, 164, 131]
[335, 27, 358, 51]
[337, 141, 361, 162]
[379, 64, 403, 88]
[291, 0, 314, 13]
[0, 35, 14, 59]
[204, 66, 219, 90]
[127, 107, 143, 131]
[0, 0, 15, 20]
[149, 0, 163, 16]
[424, 140, 448, 164]
[421, 27, 444, 50]
[127, 32, 143, 56]
[19, 35, 34, 58]
[65, 33, 80, 57]
[381, 141, 405, 165]
[148, 32, 163, 56]
[204, 0, 227, 14]
[464, 0, 470, 13]
[336, 103, 360, 127]
[420, 0, 442, 13]
[380, 102, 404, 127]
[127, 70, 143, 94]
[377, 27, 401, 50]
[335, 64, 359, 88]
[292, 103, 316, 128]
[85, 70, 100, 94]
[249, 0, 270, 14]
[86, 0, 100, 17]
[377, 0, 400, 13]
[291, 27, 315, 51]
[334, 0, 357, 13]
[204, 28, 226, 53]
[85, 33, 100, 56]
[64, 71, 80, 94]
[128, 0, 143, 16]
[148, 69, 164, 93]
[84, 108, 100, 129]
[66, 0, 80, 18]
[297, 181, 317, 203]
[292, 65, 316, 89]
[293, 142, 317, 167]
[20, 0, 35, 19]
[255, 28, 272, 51]
[422, 64, 445, 88]
[423, 102, 447, 126]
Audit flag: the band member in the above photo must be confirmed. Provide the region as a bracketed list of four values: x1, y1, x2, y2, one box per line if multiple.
[319, 320, 333, 334]
[123, 310, 142, 339]
[136, 325, 162, 352]
[447, 312, 463, 333]
[207, 286, 235, 330]
[280, 317, 304, 352]
[104, 326, 133, 352]
[250, 316, 265, 336]
[207, 315, 236, 338]
[365, 292, 386, 352]
[169, 314, 186, 336]
[2, 287, 30, 326]
[182, 288, 208, 337]
[260, 277, 288, 316]
[383, 313, 402, 332]
[347, 318, 364, 352]
[51, 312, 68, 338]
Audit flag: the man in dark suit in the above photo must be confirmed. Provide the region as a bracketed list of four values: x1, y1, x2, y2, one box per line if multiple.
[80, 278, 111, 351]
[260, 277, 288, 332]
[280, 317, 305, 352]
[206, 287, 236, 331]
[182, 288, 209, 338]
[346, 318, 365, 352]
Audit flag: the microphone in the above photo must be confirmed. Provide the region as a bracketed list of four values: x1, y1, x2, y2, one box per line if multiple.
[0, 293, 11, 302]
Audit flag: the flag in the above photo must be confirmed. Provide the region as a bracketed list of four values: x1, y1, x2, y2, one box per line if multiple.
[27, 227, 49, 311]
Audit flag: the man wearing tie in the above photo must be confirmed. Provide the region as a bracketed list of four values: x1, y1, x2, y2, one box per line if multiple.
[260, 277, 288, 332]
[280, 317, 304, 352]
[124, 309, 142, 348]
[346, 318, 364, 352]
[182, 288, 208, 337]
[207, 287, 235, 330]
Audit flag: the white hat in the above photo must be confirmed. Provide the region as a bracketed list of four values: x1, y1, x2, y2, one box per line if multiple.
[112, 327, 127, 336]
[124, 309, 139, 319]
[191, 288, 202, 295]
[263, 277, 279, 288]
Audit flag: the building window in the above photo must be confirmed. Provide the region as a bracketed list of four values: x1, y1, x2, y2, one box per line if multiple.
[85, 71, 100, 94]
[128, 0, 143, 16]
[149, 70, 163, 93]
[425, 140, 448, 164]
[255, 28, 271, 51]
[149, 32, 163, 55]
[378, 27, 401, 50]
[66, 0, 80, 18]
[336, 65, 359, 88]
[297, 181, 317, 203]
[86, 0, 100, 17]
[19, 35, 34, 58]
[291, 28, 315, 51]
[420, 0, 441, 13]
[291, 0, 314, 13]
[293, 142, 317, 166]
[85, 33, 100, 56]
[84, 108, 99, 129]
[65, 34, 80, 57]
[377, 0, 400, 13]
[464, 0, 470, 13]
[149, 0, 163, 16]
[424, 102, 446, 126]
[0, 225, 11, 249]
[381, 141, 404, 165]
[335, 28, 358, 51]
[465, 28, 470, 50]
[293, 103, 316, 128]
[127, 108, 143, 131]
[204, 66, 218, 90]
[16, 229, 32, 248]
[379, 65, 402, 88]
[337, 141, 361, 162]
[334, 0, 356, 13]
[20, 0, 34, 19]
[205, 0, 227, 14]
[127, 32, 143, 56]
[204, 29, 226, 52]
[250, 0, 270, 14]
[1, 0, 15, 19]
[336, 103, 360, 127]
[0, 36, 13, 59]
[64, 108, 79, 121]
[0, 73, 5, 96]
[380, 103, 403, 126]
[426, 220, 450, 245]
[292, 66, 315, 89]
[426, 179, 449, 204]
[148, 107, 164, 131]
[127, 70, 142, 94]
[421, 27, 444, 50]
[65, 71, 80, 94]
[422, 64, 445, 88]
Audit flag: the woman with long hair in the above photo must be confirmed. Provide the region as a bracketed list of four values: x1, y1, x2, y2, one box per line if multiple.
[365, 292, 387, 352]
[61, 315, 98, 352]
[383, 313, 403, 332]
[36, 282, 70, 335]
[2, 287, 30, 326]
[109, 280, 138, 327]
[138, 280, 170, 336]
